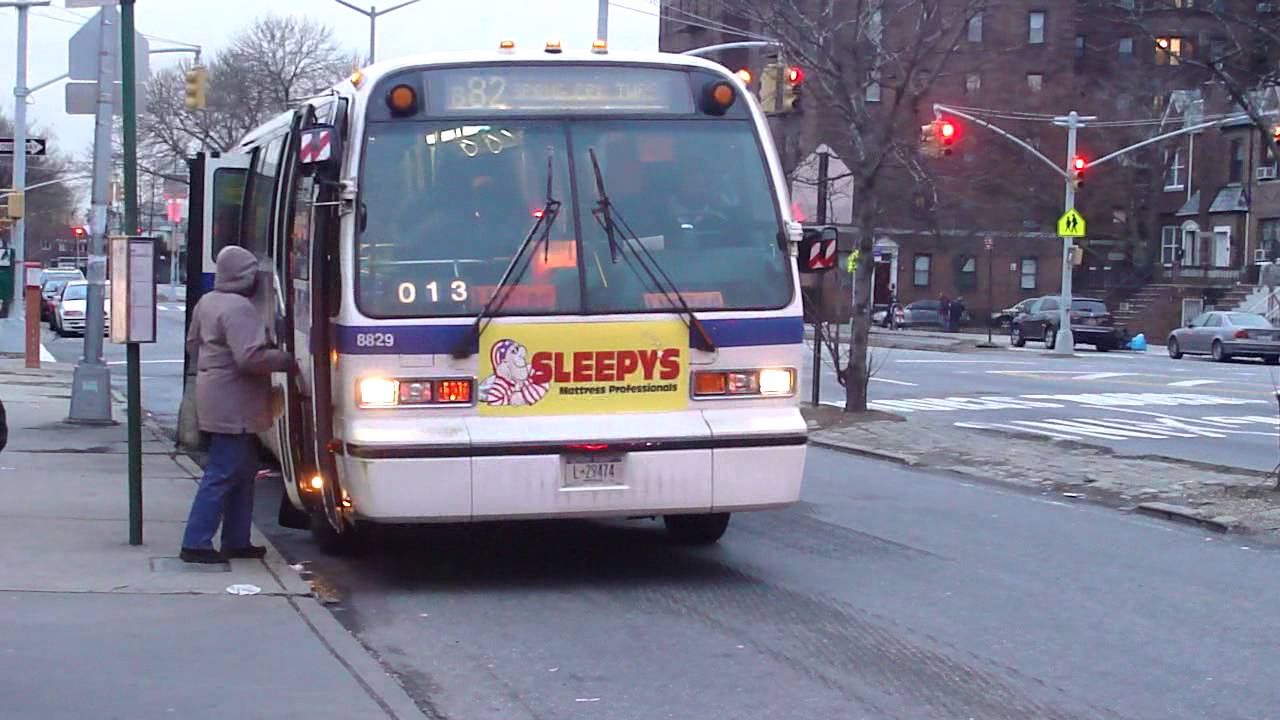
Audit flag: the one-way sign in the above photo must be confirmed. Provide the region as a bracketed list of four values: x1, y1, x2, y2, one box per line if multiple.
[0, 138, 46, 156]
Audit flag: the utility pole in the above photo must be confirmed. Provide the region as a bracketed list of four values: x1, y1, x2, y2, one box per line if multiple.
[597, 0, 608, 42]
[1, 0, 51, 317]
[1050, 111, 1094, 356]
[331, 0, 420, 64]
[69, 2, 116, 424]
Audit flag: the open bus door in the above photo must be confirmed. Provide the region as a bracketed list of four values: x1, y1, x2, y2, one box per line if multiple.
[178, 151, 250, 451]
[276, 111, 350, 546]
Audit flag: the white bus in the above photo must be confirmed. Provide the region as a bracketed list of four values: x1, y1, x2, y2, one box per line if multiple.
[183, 44, 808, 552]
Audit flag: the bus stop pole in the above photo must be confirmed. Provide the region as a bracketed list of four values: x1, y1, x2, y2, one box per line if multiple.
[121, 0, 143, 546]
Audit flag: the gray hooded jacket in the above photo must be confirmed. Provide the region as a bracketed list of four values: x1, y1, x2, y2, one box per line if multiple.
[186, 246, 293, 434]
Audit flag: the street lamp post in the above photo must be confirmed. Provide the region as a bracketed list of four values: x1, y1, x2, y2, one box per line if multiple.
[1, 0, 52, 316]
[331, 0, 420, 64]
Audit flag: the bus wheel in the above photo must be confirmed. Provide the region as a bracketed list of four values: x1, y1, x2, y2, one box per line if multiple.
[663, 513, 731, 545]
[309, 512, 361, 555]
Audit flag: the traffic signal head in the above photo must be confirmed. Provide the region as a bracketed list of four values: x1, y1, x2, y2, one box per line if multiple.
[786, 66, 804, 85]
[781, 65, 803, 112]
[4, 190, 23, 220]
[1072, 155, 1086, 188]
[936, 119, 958, 155]
[72, 226, 86, 238]
[1272, 124, 1280, 145]
[184, 64, 208, 110]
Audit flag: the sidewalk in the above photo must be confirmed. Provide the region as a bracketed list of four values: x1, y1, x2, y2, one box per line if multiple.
[807, 324, 1013, 353]
[0, 359, 426, 720]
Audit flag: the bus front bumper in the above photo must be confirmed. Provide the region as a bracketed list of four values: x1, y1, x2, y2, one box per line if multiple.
[334, 408, 807, 523]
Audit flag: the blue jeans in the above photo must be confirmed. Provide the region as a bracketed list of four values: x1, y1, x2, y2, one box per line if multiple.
[182, 433, 258, 550]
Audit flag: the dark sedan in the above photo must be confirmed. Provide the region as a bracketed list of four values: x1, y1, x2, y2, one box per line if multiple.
[899, 300, 973, 329]
[1010, 296, 1126, 351]
[1167, 311, 1280, 363]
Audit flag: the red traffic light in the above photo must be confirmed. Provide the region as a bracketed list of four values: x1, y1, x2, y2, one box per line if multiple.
[1073, 156, 1087, 171]
[72, 226, 86, 238]
[939, 121, 956, 139]
[1272, 125, 1280, 144]
[786, 66, 804, 85]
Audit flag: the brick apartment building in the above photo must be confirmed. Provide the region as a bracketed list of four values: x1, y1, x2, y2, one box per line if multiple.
[659, 0, 1278, 337]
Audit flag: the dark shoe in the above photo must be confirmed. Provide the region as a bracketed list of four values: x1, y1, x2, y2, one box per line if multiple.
[180, 547, 227, 564]
[223, 544, 267, 559]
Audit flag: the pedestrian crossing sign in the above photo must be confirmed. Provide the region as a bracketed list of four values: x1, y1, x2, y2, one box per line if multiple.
[1057, 209, 1086, 237]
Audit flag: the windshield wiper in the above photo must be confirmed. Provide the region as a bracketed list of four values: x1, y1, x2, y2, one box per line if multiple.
[587, 148, 716, 352]
[452, 155, 561, 359]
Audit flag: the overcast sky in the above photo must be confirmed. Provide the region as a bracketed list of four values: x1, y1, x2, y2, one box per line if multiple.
[0, 0, 660, 157]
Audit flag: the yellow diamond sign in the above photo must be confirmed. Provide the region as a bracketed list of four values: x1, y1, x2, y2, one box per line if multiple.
[1057, 208, 1086, 238]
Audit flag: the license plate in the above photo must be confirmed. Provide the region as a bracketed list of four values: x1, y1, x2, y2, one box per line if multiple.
[1084, 317, 1098, 325]
[563, 454, 625, 488]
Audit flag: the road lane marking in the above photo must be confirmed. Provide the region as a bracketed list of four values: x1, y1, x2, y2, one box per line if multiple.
[957, 412, 1279, 442]
[39, 344, 54, 363]
[106, 359, 184, 366]
[1168, 379, 1220, 387]
[1070, 372, 1135, 380]
[895, 359, 1032, 364]
[870, 377, 918, 386]
[869, 392, 1265, 413]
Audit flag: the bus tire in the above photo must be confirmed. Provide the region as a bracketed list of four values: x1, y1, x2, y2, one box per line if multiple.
[309, 512, 361, 555]
[663, 512, 731, 545]
[277, 491, 310, 530]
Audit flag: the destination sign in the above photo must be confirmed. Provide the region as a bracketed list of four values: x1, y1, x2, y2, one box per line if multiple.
[425, 66, 693, 115]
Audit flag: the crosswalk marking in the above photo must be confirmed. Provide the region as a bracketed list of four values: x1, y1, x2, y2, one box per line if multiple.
[1070, 372, 1134, 380]
[1168, 379, 1220, 387]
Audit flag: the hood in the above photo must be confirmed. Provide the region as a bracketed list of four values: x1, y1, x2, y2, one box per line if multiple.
[214, 246, 258, 296]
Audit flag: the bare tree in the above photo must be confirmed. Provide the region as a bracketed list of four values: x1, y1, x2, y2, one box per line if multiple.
[719, 0, 983, 411]
[140, 15, 356, 167]
[0, 113, 80, 250]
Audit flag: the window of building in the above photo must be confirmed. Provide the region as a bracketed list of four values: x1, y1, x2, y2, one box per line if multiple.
[1075, 35, 1086, 57]
[1020, 258, 1038, 290]
[1028, 11, 1045, 44]
[865, 70, 881, 102]
[1165, 147, 1186, 190]
[1161, 226, 1180, 264]
[1229, 139, 1245, 183]
[1172, 0, 1195, 7]
[1118, 0, 1135, 8]
[913, 254, 931, 287]
[1261, 219, 1280, 260]
[1156, 37, 1186, 65]
[967, 13, 982, 42]
[965, 73, 981, 94]
[957, 255, 978, 290]
[1026, 73, 1044, 92]
[1119, 37, 1134, 56]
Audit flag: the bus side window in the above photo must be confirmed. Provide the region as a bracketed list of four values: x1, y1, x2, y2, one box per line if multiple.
[241, 136, 286, 257]
[210, 168, 247, 257]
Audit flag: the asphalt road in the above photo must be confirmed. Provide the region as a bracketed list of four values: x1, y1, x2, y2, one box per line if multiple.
[40, 289, 187, 429]
[805, 339, 1280, 472]
[255, 448, 1280, 720]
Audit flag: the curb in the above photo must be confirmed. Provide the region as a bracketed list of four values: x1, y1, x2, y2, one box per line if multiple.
[1134, 502, 1234, 533]
[807, 436, 915, 466]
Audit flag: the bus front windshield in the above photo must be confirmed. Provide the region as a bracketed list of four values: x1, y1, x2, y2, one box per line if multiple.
[357, 119, 791, 318]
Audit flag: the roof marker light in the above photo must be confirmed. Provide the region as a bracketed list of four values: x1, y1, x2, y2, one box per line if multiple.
[349, 69, 364, 88]
[591, 39, 608, 53]
[499, 39, 516, 50]
[545, 39, 563, 54]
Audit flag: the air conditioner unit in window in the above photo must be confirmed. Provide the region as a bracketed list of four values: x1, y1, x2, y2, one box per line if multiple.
[1257, 248, 1270, 262]
[1257, 165, 1278, 180]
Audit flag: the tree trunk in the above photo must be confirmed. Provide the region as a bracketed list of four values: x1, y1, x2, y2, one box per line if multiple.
[843, 185, 879, 412]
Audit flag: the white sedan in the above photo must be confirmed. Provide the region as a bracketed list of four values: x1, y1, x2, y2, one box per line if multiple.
[53, 281, 110, 337]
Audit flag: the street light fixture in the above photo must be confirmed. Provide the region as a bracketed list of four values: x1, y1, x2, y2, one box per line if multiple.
[331, 0, 421, 64]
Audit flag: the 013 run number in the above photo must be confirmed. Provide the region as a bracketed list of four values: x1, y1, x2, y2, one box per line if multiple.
[397, 280, 467, 304]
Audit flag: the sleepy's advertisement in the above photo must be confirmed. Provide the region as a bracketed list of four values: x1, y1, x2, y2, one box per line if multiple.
[476, 321, 689, 416]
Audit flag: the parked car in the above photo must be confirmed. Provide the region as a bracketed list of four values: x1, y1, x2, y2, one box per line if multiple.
[1167, 311, 1280, 363]
[39, 278, 71, 321]
[899, 300, 973, 329]
[1010, 296, 1125, 351]
[52, 281, 109, 337]
[991, 298, 1035, 330]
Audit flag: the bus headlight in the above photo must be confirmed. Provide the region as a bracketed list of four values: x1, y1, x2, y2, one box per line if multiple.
[358, 377, 398, 408]
[759, 368, 795, 396]
[357, 377, 474, 408]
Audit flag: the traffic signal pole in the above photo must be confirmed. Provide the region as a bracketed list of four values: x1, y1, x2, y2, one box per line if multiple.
[1052, 111, 1089, 356]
